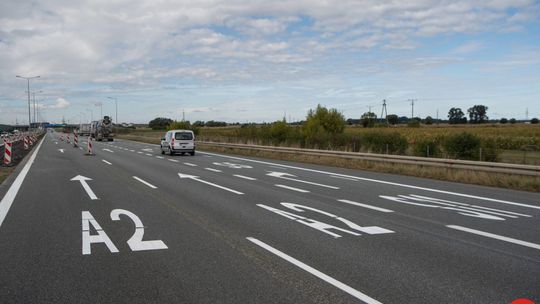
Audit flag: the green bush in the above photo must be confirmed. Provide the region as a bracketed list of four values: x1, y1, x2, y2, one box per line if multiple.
[362, 132, 408, 154]
[480, 138, 499, 162]
[412, 139, 440, 157]
[443, 132, 480, 160]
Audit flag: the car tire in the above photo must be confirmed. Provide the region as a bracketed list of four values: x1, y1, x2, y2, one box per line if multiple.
[190, 151, 195, 156]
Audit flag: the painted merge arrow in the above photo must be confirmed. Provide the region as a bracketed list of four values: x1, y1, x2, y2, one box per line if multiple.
[266, 171, 339, 189]
[58, 149, 64, 153]
[178, 173, 243, 195]
[70, 175, 98, 200]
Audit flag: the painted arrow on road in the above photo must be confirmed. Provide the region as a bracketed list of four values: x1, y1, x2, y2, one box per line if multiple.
[70, 175, 98, 200]
[58, 149, 64, 153]
[102, 148, 114, 153]
[266, 171, 339, 189]
[178, 173, 244, 195]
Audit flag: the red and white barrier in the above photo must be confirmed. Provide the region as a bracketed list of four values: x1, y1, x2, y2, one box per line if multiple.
[60, 134, 64, 142]
[87, 137, 93, 155]
[24, 136, 29, 150]
[73, 131, 79, 147]
[66, 134, 71, 144]
[3, 139, 12, 165]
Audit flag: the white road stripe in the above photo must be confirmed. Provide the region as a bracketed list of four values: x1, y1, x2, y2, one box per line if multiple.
[137, 151, 143, 154]
[168, 159, 179, 163]
[205, 168, 222, 172]
[133, 176, 157, 189]
[338, 199, 394, 213]
[275, 184, 310, 193]
[233, 174, 257, 181]
[156, 156, 164, 159]
[0, 137, 44, 228]
[247, 237, 383, 304]
[330, 175, 359, 181]
[102, 159, 112, 165]
[184, 162, 197, 167]
[447, 225, 540, 250]
[145, 153, 153, 156]
[198, 151, 540, 210]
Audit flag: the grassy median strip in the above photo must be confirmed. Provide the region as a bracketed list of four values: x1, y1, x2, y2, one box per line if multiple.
[116, 134, 540, 192]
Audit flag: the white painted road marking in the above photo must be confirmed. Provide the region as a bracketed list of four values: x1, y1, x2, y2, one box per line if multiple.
[70, 175, 98, 200]
[145, 153, 153, 156]
[233, 174, 257, 181]
[247, 237, 383, 304]
[137, 151, 143, 154]
[447, 225, 540, 250]
[156, 156, 164, 159]
[338, 199, 394, 213]
[82, 211, 119, 255]
[267, 171, 339, 189]
[199, 151, 540, 210]
[275, 184, 310, 193]
[205, 168, 222, 172]
[102, 148, 114, 153]
[168, 159, 179, 163]
[178, 173, 244, 195]
[102, 160, 112, 165]
[183, 162, 197, 167]
[58, 149, 64, 153]
[110, 209, 168, 251]
[133, 176, 157, 189]
[330, 175, 359, 181]
[0, 137, 44, 228]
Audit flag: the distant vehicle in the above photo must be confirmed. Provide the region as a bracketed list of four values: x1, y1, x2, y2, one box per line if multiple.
[79, 123, 92, 136]
[90, 116, 114, 141]
[160, 130, 195, 156]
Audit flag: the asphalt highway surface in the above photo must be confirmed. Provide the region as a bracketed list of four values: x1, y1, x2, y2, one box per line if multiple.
[0, 131, 539, 304]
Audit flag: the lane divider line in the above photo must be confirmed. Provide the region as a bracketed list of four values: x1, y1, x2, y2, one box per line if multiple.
[247, 237, 383, 304]
[233, 174, 257, 181]
[205, 168, 222, 172]
[275, 184, 310, 193]
[184, 162, 197, 167]
[102, 159, 112, 165]
[337, 199, 394, 213]
[446, 225, 540, 250]
[168, 159, 179, 163]
[133, 176, 157, 189]
[0, 137, 45, 228]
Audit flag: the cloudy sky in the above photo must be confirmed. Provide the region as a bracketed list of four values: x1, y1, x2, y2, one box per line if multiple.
[1, 0, 539, 124]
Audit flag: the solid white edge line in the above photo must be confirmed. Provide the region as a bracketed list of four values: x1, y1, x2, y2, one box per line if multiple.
[198, 151, 540, 210]
[446, 225, 540, 250]
[102, 159, 112, 165]
[275, 184, 310, 193]
[205, 168, 222, 172]
[233, 174, 257, 181]
[247, 237, 383, 304]
[338, 199, 394, 213]
[0, 137, 45, 228]
[133, 176, 157, 189]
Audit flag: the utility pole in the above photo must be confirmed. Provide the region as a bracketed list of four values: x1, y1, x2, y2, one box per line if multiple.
[182, 109, 185, 121]
[380, 99, 388, 124]
[16, 75, 40, 130]
[436, 109, 439, 125]
[107, 97, 118, 124]
[526, 108, 529, 121]
[408, 99, 417, 118]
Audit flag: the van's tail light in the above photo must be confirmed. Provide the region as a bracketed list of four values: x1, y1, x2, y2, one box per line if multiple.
[171, 137, 175, 147]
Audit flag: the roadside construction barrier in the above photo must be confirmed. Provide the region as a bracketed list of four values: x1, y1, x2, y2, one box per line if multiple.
[86, 137, 94, 155]
[3, 139, 12, 165]
[73, 131, 79, 148]
[60, 134, 64, 142]
[67, 134, 71, 144]
[23, 136, 29, 150]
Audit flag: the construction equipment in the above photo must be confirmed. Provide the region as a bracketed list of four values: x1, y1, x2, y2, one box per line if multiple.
[90, 116, 114, 141]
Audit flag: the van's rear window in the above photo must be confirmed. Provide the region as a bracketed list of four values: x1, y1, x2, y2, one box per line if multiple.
[175, 132, 193, 140]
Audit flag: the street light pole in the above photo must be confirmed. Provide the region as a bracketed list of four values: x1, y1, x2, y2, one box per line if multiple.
[107, 97, 118, 124]
[87, 109, 93, 122]
[16, 75, 40, 130]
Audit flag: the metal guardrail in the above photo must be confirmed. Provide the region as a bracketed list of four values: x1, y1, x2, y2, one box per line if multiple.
[197, 141, 540, 177]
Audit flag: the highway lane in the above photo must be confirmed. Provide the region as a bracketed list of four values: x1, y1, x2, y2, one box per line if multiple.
[0, 131, 538, 304]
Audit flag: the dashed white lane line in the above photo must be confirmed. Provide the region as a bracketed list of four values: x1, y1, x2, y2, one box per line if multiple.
[129, 149, 135, 152]
[198, 151, 540, 210]
[0, 137, 44, 228]
[184, 162, 197, 167]
[337, 199, 394, 213]
[156, 156, 164, 159]
[168, 159, 179, 163]
[447, 225, 540, 250]
[233, 174, 257, 181]
[247, 237, 383, 304]
[145, 153, 153, 156]
[133, 176, 157, 189]
[275, 184, 309, 193]
[102, 148, 114, 153]
[102, 159, 112, 165]
[137, 151, 143, 154]
[205, 168, 222, 172]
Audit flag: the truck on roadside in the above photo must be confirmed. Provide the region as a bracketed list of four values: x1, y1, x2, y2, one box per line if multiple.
[90, 116, 114, 141]
[79, 123, 92, 136]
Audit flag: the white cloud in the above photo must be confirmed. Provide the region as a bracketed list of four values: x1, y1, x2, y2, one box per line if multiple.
[48, 98, 70, 109]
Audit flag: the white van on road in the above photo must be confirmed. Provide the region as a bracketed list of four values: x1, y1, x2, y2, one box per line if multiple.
[160, 129, 195, 156]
